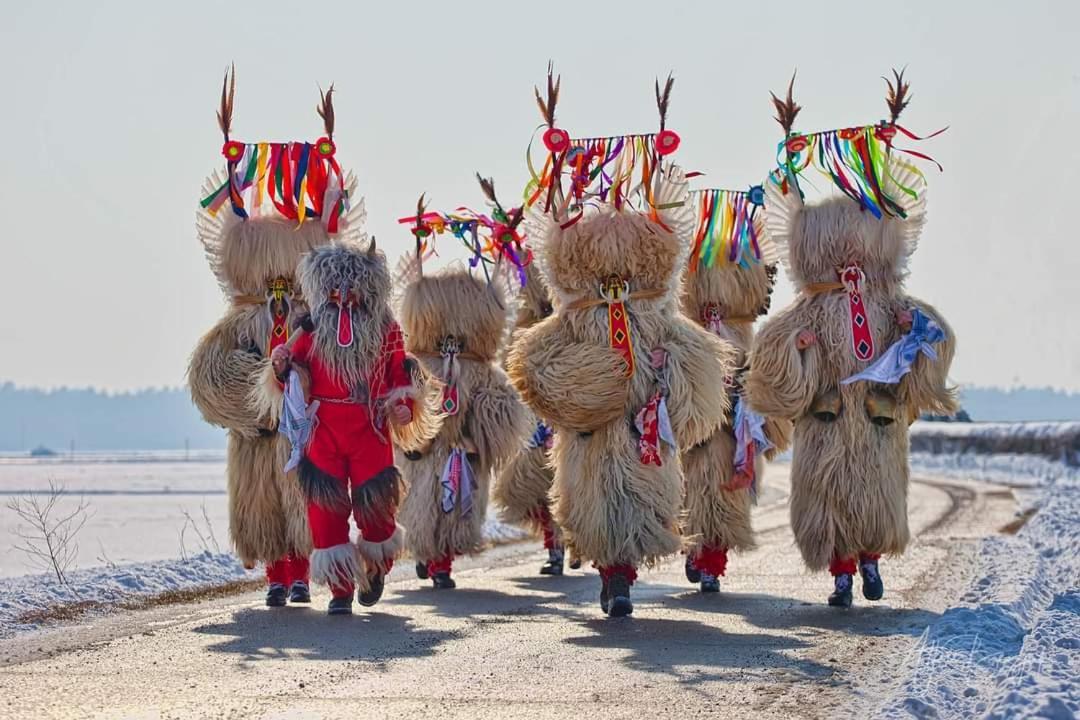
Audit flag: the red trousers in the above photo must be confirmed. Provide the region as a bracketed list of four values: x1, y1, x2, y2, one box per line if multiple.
[528, 504, 562, 551]
[265, 554, 310, 587]
[302, 402, 400, 598]
[829, 552, 881, 576]
[691, 545, 729, 577]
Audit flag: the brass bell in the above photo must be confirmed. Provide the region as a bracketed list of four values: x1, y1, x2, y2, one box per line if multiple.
[810, 389, 842, 422]
[865, 389, 898, 427]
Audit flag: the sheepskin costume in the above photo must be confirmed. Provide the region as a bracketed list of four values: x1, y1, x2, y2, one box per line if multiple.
[679, 188, 792, 590]
[188, 71, 358, 602]
[745, 74, 956, 606]
[509, 69, 736, 616]
[396, 255, 531, 587]
[492, 261, 570, 574]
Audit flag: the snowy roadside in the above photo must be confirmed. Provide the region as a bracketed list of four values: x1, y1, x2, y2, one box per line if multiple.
[882, 452, 1080, 719]
[0, 512, 527, 638]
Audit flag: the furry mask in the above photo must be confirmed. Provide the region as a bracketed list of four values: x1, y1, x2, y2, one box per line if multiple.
[298, 240, 393, 385]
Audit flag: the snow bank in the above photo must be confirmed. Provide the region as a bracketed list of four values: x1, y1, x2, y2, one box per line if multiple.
[0, 551, 254, 637]
[910, 421, 1080, 466]
[881, 455, 1080, 718]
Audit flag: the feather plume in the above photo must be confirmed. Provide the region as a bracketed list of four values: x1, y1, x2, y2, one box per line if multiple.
[533, 61, 560, 127]
[770, 71, 801, 135]
[884, 67, 911, 125]
[318, 83, 336, 139]
[655, 73, 674, 130]
[217, 63, 236, 140]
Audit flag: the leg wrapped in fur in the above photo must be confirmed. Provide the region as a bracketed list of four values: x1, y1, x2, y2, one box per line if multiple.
[551, 426, 682, 568]
[226, 432, 292, 567]
[309, 542, 366, 594]
[352, 467, 405, 572]
[681, 429, 757, 557]
[493, 442, 556, 535]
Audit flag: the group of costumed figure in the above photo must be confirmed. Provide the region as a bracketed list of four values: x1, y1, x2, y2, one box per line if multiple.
[188, 63, 956, 617]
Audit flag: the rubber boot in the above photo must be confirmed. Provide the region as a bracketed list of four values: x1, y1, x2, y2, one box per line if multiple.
[700, 572, 720, 593]
[327, 595, 353, 615]
[432, 572, 456, 590]
[540, 547, 565, 576]
[358, 571, 384, 607]
[859, 557, 884, 601]
[288, 581, 311, 604]
[685, 555, 701, 584]
[265, 583, 287, 607]
[415, 561, 429, 580]
[828, 573, 854, 608]
[606, 572, 633, 617]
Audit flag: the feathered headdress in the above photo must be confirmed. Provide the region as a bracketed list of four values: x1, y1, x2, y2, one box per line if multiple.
[768, 69, 944, 220]
[523, 63, 683, 228]
[197, 65, 365, 238]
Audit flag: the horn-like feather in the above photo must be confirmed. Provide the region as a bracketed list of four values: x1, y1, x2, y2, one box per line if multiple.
[770, 71, 802, 135]
[317, 83, 336, 139]
[655, 73, 674, 131]
[217, 63, 236, 141]
[884, 67, 911, 125]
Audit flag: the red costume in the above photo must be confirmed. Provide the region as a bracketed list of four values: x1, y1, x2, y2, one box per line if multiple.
[290, 323, 414, 600]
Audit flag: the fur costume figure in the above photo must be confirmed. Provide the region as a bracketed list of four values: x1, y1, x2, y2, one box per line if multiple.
[395, 194, 532, 589]
[188, 70, 354, 607]
[679, 187, 792, 593]
[746, 73, 956, 607]
[263, 239, 433, 614]
[492, 260, 572, 575]
[507, 70, 736, 616]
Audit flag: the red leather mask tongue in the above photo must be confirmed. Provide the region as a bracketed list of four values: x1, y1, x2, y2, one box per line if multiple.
[336, 301, 353, 347]
[841, 265, 874, 362]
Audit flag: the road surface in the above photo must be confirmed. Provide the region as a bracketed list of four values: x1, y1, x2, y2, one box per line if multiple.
[0, 464, 1018, 719]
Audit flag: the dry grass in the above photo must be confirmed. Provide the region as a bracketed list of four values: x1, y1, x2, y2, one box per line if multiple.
[999, 507, 1038, 535]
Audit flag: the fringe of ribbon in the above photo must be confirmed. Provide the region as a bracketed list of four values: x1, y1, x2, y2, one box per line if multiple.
[201, 142, 348, 231]
[689, 189, 764, 271]
[771, 123, 943, 220]
[524, 131, 671, 227]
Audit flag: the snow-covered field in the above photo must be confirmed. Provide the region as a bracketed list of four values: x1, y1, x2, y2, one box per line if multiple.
[883, 452, 1079, 718]
[0, 452, 526, 636]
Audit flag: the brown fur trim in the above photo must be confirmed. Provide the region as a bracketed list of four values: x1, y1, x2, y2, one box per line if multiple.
[298, 457, 349, 510]
[351, 466, 402, 532]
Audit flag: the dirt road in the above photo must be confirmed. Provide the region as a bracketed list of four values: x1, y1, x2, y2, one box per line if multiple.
[0, 464, 1017, 719]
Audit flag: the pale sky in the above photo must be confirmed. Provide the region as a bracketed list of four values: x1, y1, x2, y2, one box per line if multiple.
[2, 1, 1078, 392]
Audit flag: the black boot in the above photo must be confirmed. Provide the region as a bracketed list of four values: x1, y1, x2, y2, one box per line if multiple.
[288, 581, 311, 604]
[684, 555, 702, 584]
[607, 573, 633, 617]
[327, 595, 353, 615]
[859, 557, 884, 601]
[828, 573, 854, 608]
[568, 550, 582, 570]
[699, 572, 720, 593]
[358, 571, 384, 607]
[540, 547, 565, 576]
[265, 583, 287, 607]
[415, 561, 429, 580]
[432, 572, 456, 589]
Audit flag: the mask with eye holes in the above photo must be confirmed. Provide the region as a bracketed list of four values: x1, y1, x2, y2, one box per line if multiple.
[297, 239, 394, 387]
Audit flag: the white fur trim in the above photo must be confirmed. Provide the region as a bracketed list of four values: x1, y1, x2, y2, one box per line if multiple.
[356, 524, 406, 572]
[309, 542, 368, 592]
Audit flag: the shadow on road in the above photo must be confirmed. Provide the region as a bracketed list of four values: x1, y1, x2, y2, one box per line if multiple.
[192, 606, 459, 664]
[564, 616, 836, 690]
[667, 590, 943, 638]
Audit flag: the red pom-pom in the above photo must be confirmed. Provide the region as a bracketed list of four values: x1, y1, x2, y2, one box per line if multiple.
[222, 140, 246, 162]
[875, 124, 898, 141]
[785, 134, 808, 153]
[655, 129, 681, 156]
[543, 127, 570, 153]
[315, 136, 336, 157]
